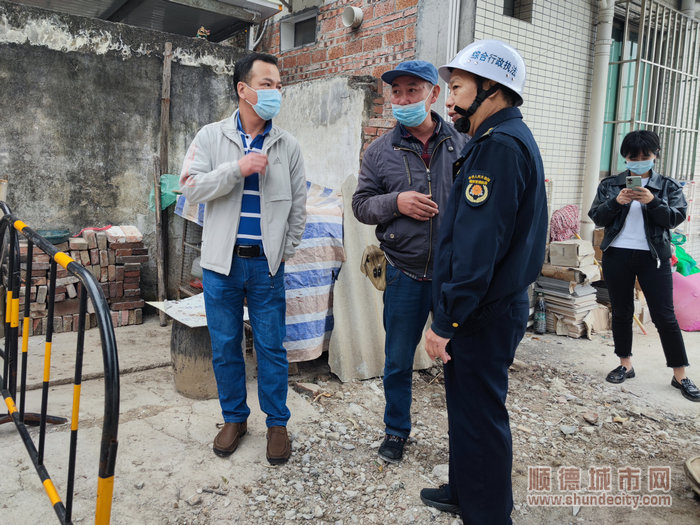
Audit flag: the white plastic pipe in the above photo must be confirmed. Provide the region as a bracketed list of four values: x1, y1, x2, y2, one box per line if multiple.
[580, 0, 615, 240]
[443, 0, 461, 120]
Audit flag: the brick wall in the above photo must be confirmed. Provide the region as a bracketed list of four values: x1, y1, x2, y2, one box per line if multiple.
[259, 0, 419, 150]
[17, 226, 147, 336]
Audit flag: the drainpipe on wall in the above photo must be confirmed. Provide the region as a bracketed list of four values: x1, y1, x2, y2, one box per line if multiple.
[580, 0, 616, 240]
[443, 0, 461, 120]
[680, 0, 694, 17]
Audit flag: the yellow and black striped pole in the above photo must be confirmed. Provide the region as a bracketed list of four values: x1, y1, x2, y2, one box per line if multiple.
[19, 239, 33, 421]
[2, 209, 120, 525]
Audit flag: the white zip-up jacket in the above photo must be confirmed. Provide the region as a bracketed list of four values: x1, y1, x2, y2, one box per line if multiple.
[179, 110, 307, 276]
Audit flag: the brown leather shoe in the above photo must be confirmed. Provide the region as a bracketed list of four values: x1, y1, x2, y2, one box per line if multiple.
[213, 421, 247, 457]
[266, 426, 291, 465]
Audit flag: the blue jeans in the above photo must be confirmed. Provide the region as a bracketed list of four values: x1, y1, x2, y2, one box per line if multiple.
[382, 263, 432, 438]
[202, 255, 290, 427]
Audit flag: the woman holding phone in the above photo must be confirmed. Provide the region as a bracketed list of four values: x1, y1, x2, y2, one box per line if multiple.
[588, 130, 699, 402]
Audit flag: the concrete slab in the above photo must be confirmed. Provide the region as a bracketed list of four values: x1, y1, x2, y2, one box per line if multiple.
[518, 328, 700, 418]
[1, 317, 317, 524]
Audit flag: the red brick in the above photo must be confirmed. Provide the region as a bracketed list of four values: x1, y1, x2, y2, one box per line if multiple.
[362, 35, 383, 52]
[110, 300, 145, 311]
[124, 287, 140, 297]
[321, 17, 337, 33]
[99, 250, 109, 267]
[100, 267, 108, 283]
[132, 248, 148, 256]
[384, 29, 405, 47]
[116, 255, 149, 264]
[107, 242, 144, 250]
[297, 53, 311, 66]
[346, 39, 362, 55]
[115, 249, 132, 257]
[396, 0, 418, 9]
[69, 238, 88, 250]
[90, 249, 100, 265]
[405, 24, 416, 41]
[312, 49, 327, 63]
[53, 299, 80, 316]
[84, 230, 97, 249]
[374, 1, 395, 18]
[328, 44, 344, 60]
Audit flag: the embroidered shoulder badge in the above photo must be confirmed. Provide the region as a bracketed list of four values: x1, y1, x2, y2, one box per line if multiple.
[465, 171, 492, 207]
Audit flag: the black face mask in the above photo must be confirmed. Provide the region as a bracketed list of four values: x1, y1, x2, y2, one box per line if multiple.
[453, 84, 500, 134]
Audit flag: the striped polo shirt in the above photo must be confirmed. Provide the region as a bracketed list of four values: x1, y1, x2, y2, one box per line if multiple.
[236, 115, 272, 247]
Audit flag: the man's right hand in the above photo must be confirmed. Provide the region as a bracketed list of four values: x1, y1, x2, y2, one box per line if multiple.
[239, 152, 268, 178]
[397, 191, 439, 221]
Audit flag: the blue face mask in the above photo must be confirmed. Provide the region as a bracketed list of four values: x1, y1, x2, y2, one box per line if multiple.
[626, 159, 654, 175]
[245, 85, 281, 120]
[392, 89, 433, 128]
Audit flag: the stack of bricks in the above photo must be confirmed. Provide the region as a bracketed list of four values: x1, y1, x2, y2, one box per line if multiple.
[18, 225, 147, 336]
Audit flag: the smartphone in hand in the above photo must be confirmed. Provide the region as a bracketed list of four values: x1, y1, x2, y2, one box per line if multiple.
[626, 175, 642, 189]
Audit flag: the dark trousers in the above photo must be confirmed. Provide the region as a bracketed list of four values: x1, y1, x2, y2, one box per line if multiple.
[444, 289, 529, 525]
[602, 247, 688, 368]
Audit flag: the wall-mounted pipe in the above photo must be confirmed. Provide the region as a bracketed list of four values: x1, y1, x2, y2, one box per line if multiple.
[443, 0, 461, 120]
[580, 0, 616, 240]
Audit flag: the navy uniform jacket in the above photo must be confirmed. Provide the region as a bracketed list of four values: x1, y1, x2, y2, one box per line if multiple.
[431, 107, 548, 339]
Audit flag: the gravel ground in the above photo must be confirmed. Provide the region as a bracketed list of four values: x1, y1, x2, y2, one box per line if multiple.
[1, 325, 699, 524]
[159, 332, 700, 525]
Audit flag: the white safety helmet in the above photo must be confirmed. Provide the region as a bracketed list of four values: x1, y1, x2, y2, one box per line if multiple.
[439, 39, 526, 106]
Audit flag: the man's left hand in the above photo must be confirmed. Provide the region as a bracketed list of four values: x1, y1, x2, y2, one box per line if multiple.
[425, 328, 451, 362]
[630, 186, 654, 204]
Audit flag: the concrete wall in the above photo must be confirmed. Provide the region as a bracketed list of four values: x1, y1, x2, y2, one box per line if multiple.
[0, 2, 246, 297]
[275, 75, 369, 190]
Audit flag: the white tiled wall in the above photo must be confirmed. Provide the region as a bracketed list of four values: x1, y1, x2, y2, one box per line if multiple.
[474, 0, 597, 218]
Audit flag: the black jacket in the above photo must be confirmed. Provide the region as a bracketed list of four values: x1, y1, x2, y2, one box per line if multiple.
[352, 112, 466, 279]
[588, 170, 687, 262]
[431, 107, 548, 339]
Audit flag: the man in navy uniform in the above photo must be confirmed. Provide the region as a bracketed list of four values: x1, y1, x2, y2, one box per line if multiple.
[419, 40, 548, 524]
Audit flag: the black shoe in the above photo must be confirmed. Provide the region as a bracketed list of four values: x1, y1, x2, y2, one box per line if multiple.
[378, 434, 406, 463]
[671, 377, 700, 402]
[420, 484, 460, 514]
[606, 365, 635, 384]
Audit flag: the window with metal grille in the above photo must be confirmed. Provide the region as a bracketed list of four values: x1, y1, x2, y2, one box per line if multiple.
[601, 0, 699, 182]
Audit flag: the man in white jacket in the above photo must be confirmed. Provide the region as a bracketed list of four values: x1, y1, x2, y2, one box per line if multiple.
[180, 52, 306, 465]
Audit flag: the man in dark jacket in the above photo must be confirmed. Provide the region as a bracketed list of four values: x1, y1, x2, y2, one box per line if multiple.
[352, 60, 466, 463]
[420, 41, 548, 524]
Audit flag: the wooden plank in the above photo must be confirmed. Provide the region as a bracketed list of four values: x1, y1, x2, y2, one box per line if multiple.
[153, 155, 167, 327]
[157, 42, 173, 323]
